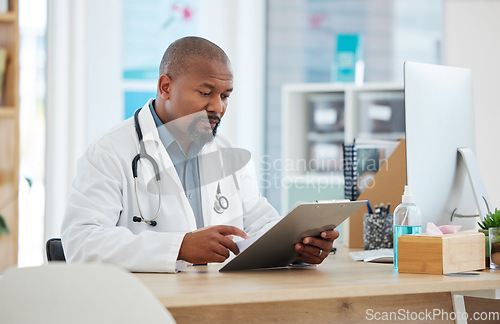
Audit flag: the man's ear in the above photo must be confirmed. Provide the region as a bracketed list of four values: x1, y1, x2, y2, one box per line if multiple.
[158, 74, 172, 100]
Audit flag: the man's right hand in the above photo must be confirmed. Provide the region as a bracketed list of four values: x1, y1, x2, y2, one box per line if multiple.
[177, 225, 248, 264]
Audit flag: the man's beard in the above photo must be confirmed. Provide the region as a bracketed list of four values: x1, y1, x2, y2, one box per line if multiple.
[186, 115, 220, 147]
[209, 116, 220, 136]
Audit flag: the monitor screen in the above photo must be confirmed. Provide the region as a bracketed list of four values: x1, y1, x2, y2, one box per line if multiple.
[404, 62, 486, 230]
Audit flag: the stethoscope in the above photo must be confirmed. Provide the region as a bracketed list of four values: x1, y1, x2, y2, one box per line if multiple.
[213, 182, 229, 214]
[131, 108, 229, 227]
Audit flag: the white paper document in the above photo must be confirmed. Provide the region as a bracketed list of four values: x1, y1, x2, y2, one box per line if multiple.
[236, 232, 264, 253]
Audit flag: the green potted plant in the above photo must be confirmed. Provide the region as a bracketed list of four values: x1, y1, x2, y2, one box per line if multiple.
[0, 197, 11, 238]
[0, 214, 8, 236]
[478, 208, 500, 267]
[0, 178, 32, 238]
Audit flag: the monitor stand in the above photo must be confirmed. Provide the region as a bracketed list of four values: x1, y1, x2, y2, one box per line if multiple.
[451, 148, 491, 221]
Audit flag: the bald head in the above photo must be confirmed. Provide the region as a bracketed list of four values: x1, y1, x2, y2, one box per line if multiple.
[159, 36, 231, 79]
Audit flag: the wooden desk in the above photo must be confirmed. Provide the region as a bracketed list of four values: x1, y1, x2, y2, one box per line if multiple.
[135, 249, 500, 323]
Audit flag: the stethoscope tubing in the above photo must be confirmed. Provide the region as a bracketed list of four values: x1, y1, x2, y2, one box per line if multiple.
[132, 107, 229, 226]
[132, 109, 162, 225]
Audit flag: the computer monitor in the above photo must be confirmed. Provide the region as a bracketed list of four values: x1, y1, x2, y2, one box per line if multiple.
[404, 62, 491, 230]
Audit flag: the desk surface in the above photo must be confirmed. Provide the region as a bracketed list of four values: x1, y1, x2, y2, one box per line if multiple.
[135, 248, 500, 309]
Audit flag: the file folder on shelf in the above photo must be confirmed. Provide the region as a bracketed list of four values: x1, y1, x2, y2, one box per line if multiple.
[343, 139, 406, 248]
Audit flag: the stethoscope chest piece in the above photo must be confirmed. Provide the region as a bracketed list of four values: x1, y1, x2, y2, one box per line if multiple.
[213, 182, 229, 214]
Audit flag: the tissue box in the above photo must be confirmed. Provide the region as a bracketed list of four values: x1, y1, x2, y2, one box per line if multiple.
[398, 232, 485, 274]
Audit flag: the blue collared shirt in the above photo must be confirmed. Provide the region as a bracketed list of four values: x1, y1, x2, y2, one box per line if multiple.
[149, 100, 204, 229]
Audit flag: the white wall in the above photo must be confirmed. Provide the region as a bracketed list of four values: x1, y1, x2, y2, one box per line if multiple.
[443, 0, 500, 210]
[45, 0, 86, 241]
[84, 0, 123, 146]
[46, 0, 123, 242]
[199, 0, 266, 180]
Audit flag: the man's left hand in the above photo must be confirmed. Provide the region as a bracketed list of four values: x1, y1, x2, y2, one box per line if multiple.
[294, 229, 339, 264]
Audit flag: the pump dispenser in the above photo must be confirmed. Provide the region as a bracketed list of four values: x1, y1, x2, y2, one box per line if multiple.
[401, 186, 413, 203]
[393, 185, 422, 269]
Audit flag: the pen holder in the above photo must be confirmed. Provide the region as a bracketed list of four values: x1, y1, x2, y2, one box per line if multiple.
[363, 213, 393, 250]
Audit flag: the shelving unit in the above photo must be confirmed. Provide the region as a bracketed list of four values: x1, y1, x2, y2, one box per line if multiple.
[0, 0, 19, 273]
[281, 83, 403, 214]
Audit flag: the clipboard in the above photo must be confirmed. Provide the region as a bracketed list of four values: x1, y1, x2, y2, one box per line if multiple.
[219, 200, 366, 272]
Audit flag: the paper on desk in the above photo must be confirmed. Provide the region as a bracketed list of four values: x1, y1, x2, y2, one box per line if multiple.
[348, 248, 393, 263]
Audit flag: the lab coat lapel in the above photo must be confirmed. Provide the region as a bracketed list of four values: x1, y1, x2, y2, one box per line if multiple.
[199, 140, 220, 227]
[137, 101, 197, 231]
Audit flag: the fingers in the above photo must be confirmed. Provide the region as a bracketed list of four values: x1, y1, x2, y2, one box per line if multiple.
[320, 229, 340, 241]
[295, 242, 329, 258]
[178, 226, 248, 264]
[294, 244, 323, 264]
[302, 236, 333, 252]
[294, 229, 339, 264]
[217, 225, 249, 239]
[204, 226, 243, 259]
[210, 239, 232, 260]
[219, 235, 240, 255]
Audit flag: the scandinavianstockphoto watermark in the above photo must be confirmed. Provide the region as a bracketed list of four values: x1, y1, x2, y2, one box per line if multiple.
[259, 155, 388, 191]
[260, 155, 388, 175]
[366, 308, 500, 321]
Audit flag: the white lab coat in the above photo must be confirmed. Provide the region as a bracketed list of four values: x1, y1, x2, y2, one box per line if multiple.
[61, 99, 281, 273]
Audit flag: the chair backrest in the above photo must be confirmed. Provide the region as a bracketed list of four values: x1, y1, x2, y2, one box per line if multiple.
[0, 263, 176, 324]
[46, 238, 66, 261]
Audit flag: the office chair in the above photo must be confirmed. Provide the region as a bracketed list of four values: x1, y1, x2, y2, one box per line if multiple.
[0, 263, 176, 324]
[46, 237, 66, 261]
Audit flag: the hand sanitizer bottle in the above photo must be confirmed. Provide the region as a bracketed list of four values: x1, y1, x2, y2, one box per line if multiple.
[393, 185, 422, 269]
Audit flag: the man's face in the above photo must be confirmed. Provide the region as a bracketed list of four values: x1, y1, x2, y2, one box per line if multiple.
[161, 57, 233, 135]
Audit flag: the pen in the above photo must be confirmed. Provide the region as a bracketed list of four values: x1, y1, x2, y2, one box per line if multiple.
[366, 200, 374, 214]
[386, 203, 391, 214]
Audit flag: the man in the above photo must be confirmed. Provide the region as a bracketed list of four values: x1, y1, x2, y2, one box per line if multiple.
[61, 36, 339, 272]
